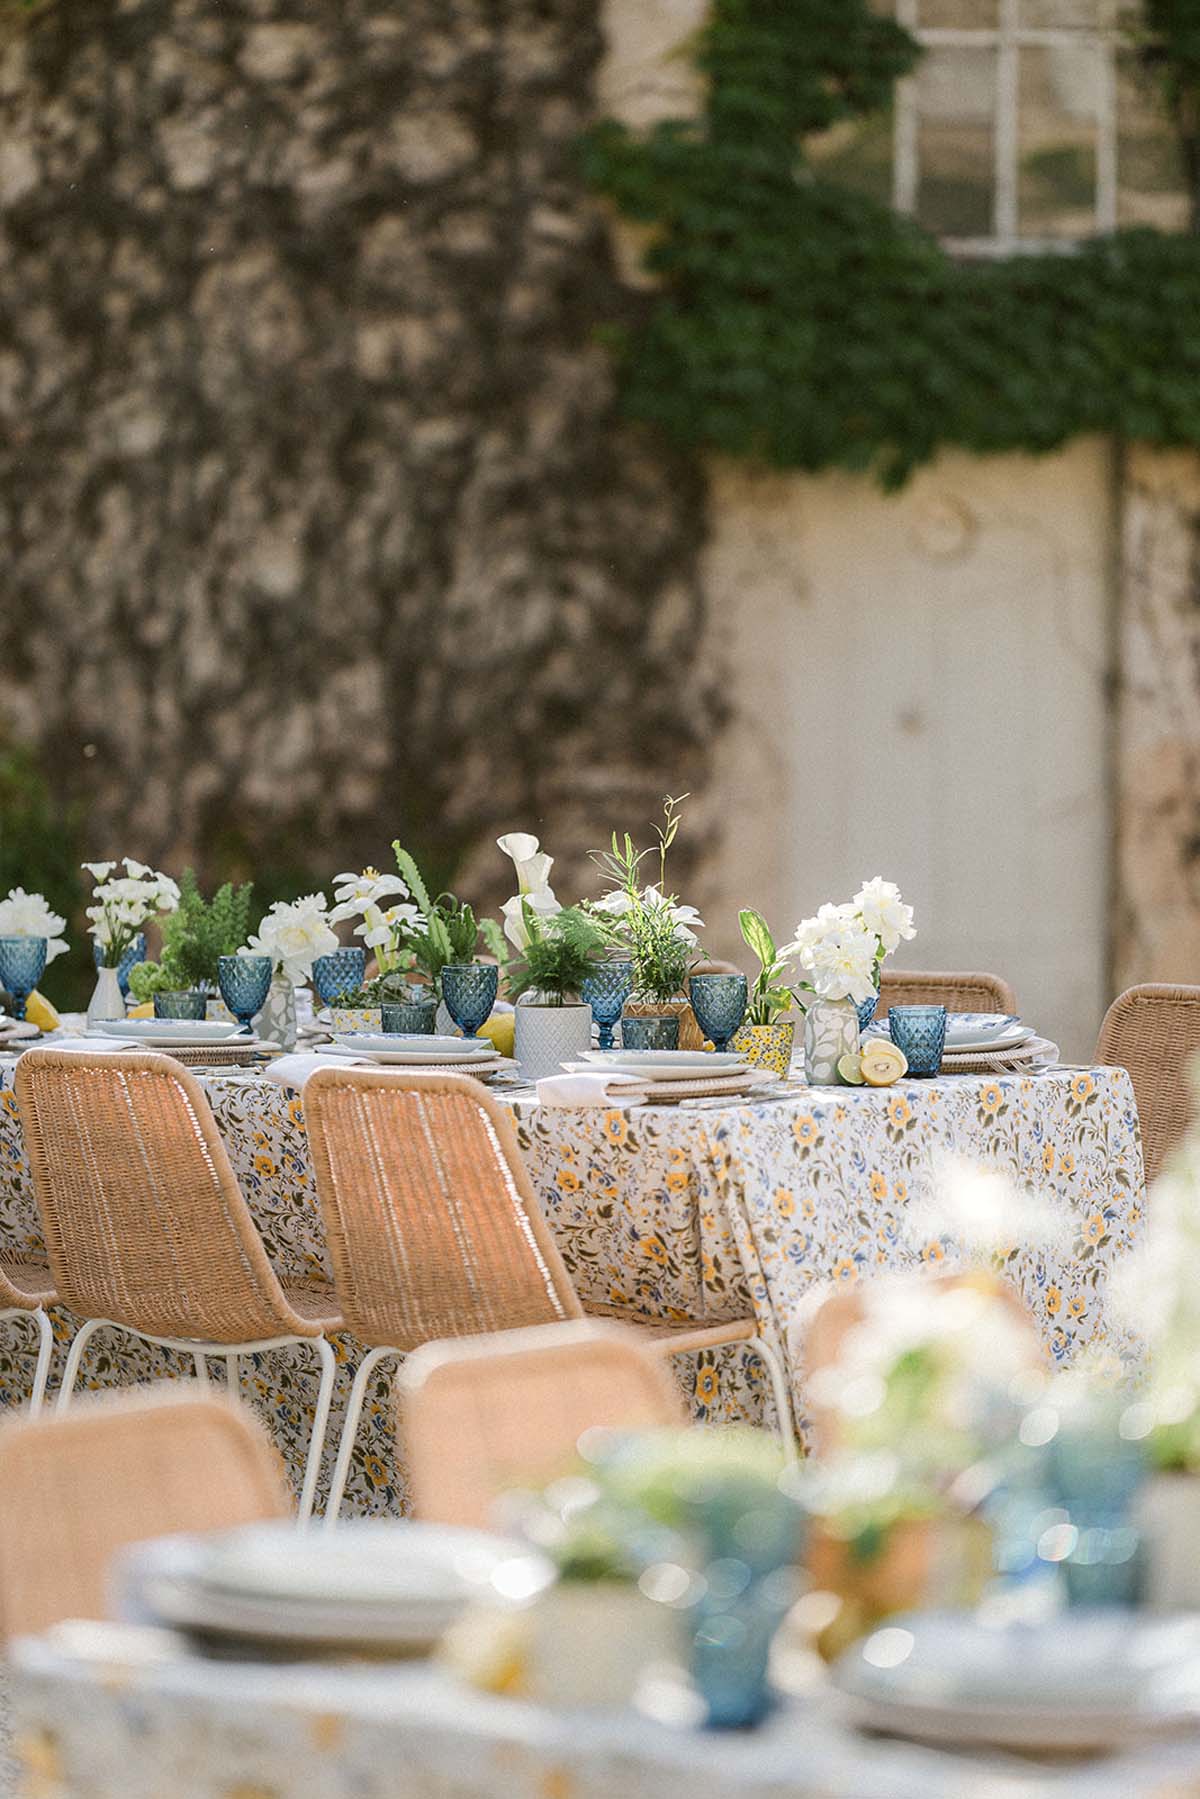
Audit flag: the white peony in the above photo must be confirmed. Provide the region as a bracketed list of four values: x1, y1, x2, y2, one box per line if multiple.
[247, 895, 339, 983]
[800, 918, 879, 1005]
[790, 902, 855, 961]
[0, 888, 68, 964]
[854, 876, 916, 955]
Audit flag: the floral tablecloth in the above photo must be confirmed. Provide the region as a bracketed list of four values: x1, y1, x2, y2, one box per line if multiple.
[0, 1058, 1145, 1513]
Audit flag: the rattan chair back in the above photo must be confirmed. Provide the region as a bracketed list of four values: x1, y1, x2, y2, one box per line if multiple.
[303, 1068, 584, 1352]
[877, 970, 1017, 1019]
[15, 1049, 324, 1343]
[399, 1321, 685, 1528]
[1096, 983, 1200, 1184]
[0, 1387, 289, 1640]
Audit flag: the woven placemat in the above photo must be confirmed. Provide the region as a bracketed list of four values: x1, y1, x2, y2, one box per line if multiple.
[639, 1070, 774, 1105]
[153, 1042, 282, 1067]
[938, 1036, 1058, 1076]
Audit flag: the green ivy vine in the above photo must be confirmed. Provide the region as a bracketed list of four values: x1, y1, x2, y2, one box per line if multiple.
[584, 0, 1200, 487]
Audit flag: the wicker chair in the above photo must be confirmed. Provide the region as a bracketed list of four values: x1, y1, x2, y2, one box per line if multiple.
[14, 1049, 343, 1523]
[303, 1067, 796, 1524]
[0, 1387, 289, 1640]
[0, 1255, 57, 1418]
[877, 970, 1017, 1019]
[399, 1321, 686, 1529]
[1095, 983, 1200, 1184]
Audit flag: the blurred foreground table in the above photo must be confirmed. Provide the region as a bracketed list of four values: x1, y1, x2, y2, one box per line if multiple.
[11, 1628, 1200, 1799]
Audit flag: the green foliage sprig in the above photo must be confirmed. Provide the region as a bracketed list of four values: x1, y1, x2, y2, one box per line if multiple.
[589, 795, 700, 1004]
[585, 0, 1200, 488]
[127, 869, 253, 1000]
[390, 841, 505, 993]
[507, 906, 608, 1006]
[738, 909, 795, 1026]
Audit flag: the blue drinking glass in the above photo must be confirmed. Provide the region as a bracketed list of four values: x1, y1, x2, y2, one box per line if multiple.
[312, 948, 366, 1006]
[857, 978, 881, 1033]
[381, 987, 438, 1034]
[887, 1004, 946, 1076]
[0, 937, 47, 1022]
[95, 932, 146, 999]
[441, 962, 498, 1041]
[217, 954, 274, 1033]
[689, 973, 749, 1052]
[621, 1014, 679, 1051]
[581, 959, 633, 1052]
[154, 990, 207, 1020]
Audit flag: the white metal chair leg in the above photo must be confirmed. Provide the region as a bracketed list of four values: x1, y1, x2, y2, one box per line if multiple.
[322, 1345, 398, 1531]
[192, 1352, 209, 1385]
[298, 1337, 338, 1529]
[747, 1334, 798, 1467]
[56, 1317, 105, 1415]
[224, 1353, 239, 1393]
[28, 1308, 53, 1417]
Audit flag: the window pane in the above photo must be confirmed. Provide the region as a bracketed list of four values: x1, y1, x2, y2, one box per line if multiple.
[1018, 43, 1098, 237]
[1019, 0, 1101, 25]
[1116, 50, 1190, 229]
[915, 46, 995, 238]
[919, 0, 999, 24]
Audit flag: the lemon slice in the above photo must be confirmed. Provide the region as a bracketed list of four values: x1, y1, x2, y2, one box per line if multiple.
[861, 1040, 909, 1087]
[24, 989, 60, 1032]
[837, 1051, 864, 1085]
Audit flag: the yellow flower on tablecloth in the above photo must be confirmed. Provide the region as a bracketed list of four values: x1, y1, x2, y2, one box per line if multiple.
[801, 1194, 816, 1220]
[980, 1084, 1003, 1118]
[555, 1167, 581, 1194]
[1042, 1143, 1055, 1173]
[695, 1364, 719, 1406]
[363, 1455, 388, 1491]
[792, 1115, 819, 1150]
[831, 1257, 858, 1284]
[1060, 1151, 1075, 1176]
[1046, 1285, 1061, 1315]
[253, 1154, 276, 1176]
[1068, 1295, 1086, 1319]
[287, 1098, 305, 1126]
[0, 1090, 16, 1117]
[642, 1234, 668, 1266]
[1071, 1074, 1095, 1104]
[775, 1187, 795, 1218]
[601, 1110, 628, 1146]
[1084, 1212, 1105, 1244]
[886, 1095, 911, 1130]
[253, 1130, 269, 1150]
[665, 1165, 691, 1193]
[869, 1171, 888, 1201]
[922, 1240, 945, 1265]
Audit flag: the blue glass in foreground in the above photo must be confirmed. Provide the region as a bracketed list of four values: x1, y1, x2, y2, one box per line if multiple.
[441, 962, 498, 1040]
[689, 973, 748, 1052]
[581, 960, 634, 1052]
[217, 955, 274, 1032]
[887, 1004, 946, 1076]
[621, 1014, 679, 1051]
[382, 987, 438, 1034]
[312, 948, 366, 1006]
[688, 1485, 803, 1728]
[95, 932, 147, 998]
[154, 990, 207, 1020]
[0, 937, 47, 1022]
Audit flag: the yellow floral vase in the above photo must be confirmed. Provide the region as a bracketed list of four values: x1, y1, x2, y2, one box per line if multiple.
[730, 1020, 795, 1076]
[329, 1006, 382, 1034]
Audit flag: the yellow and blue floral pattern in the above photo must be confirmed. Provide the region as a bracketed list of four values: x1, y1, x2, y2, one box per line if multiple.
[0, 1059, 1144, 1510]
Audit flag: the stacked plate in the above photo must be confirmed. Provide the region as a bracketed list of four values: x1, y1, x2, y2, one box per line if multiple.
[120, 1520, 543, 1656]
[92, 1020, 274, 1066]
[571, 1049, 773, 1104]
[866, 1013, 1053, 1073]
[314, 1034, 512, 1081]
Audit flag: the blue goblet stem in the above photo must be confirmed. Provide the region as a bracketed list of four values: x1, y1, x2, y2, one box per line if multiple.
[312, 948, 367, 1007]
[441, 963, 499, 1040]
[218, 954, 274, 1034]
[582, 960, 633, 1054]
[0, 937, 48, 1023]
[689, 974, 749, 1053]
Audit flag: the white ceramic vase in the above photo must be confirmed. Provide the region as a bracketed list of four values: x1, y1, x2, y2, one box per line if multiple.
[527, 1582, 683, 1709]
[803, 996, 859, 1085]
[257, 974, 297, 1051]
[86, 965, 126, 1027]
[514, 999, 592, 1082]
[1138, 1473, 1200, 1610]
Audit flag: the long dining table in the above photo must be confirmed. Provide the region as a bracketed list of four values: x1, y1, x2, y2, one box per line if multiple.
[0, 1054, 1145, 1515]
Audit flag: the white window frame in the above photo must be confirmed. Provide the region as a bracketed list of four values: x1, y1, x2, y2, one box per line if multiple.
[893, 0, 1119, 256]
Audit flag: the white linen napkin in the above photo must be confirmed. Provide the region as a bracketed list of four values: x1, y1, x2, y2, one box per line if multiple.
[263, 1053, 374, 1090]
[34, 1035, 141, 1054]
[535, 1071, 651, 1108]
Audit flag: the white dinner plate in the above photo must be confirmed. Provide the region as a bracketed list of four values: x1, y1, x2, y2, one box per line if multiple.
[96, 1019, 242, 1043]
[866, 1021, 1035, 1055]
[830, 1610, 1200, 1752]
[331, 1033, 495, 1059]
[580, 1050, 749, 1080]
[316, 1044, 503, 1071]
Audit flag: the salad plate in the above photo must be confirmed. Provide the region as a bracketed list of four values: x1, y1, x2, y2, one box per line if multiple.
[331, 1034, 494, 1059]
[580, 1049, 748, 1080]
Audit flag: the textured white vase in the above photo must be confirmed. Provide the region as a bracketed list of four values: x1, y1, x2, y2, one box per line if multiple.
[257, 975, 297, 1051]
[86, 965, 125, 1027]
[1138, 1473, 1200, 1610]
[803, 996, 859, 1085]
[515, 1001, 592, 1082]
[527, 1583, 683, 1709]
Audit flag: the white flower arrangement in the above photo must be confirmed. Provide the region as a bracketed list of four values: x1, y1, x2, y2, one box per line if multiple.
[329, 868, 420, 974]
[84, 858, 181, 967]
[497, 832, 561, 951]
[0, 888, 68, 964]
[790, 877, 915, 1006]
[246, 893, 339, 984]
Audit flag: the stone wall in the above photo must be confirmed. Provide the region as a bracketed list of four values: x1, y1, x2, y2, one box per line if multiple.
[0, 0, 711, 901]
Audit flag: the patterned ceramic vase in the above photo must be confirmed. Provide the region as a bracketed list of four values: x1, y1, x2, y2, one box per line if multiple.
[258, 974, 298, 1051]
[730, 1020, 795, 1076]
[514, 1001, 592, 1082]
[329, 1006, 382, 1034]
[803, 997, 859, 1085]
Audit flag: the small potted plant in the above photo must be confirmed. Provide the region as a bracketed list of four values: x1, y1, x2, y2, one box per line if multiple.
[391, 842, 506, 1034]
[729, 909, 799, 1074]
[128, 870, 254, 1021]
[590, 796, 704, 1050]
[83, 858, 180, 1024]
[506, 904, 608, 1081]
